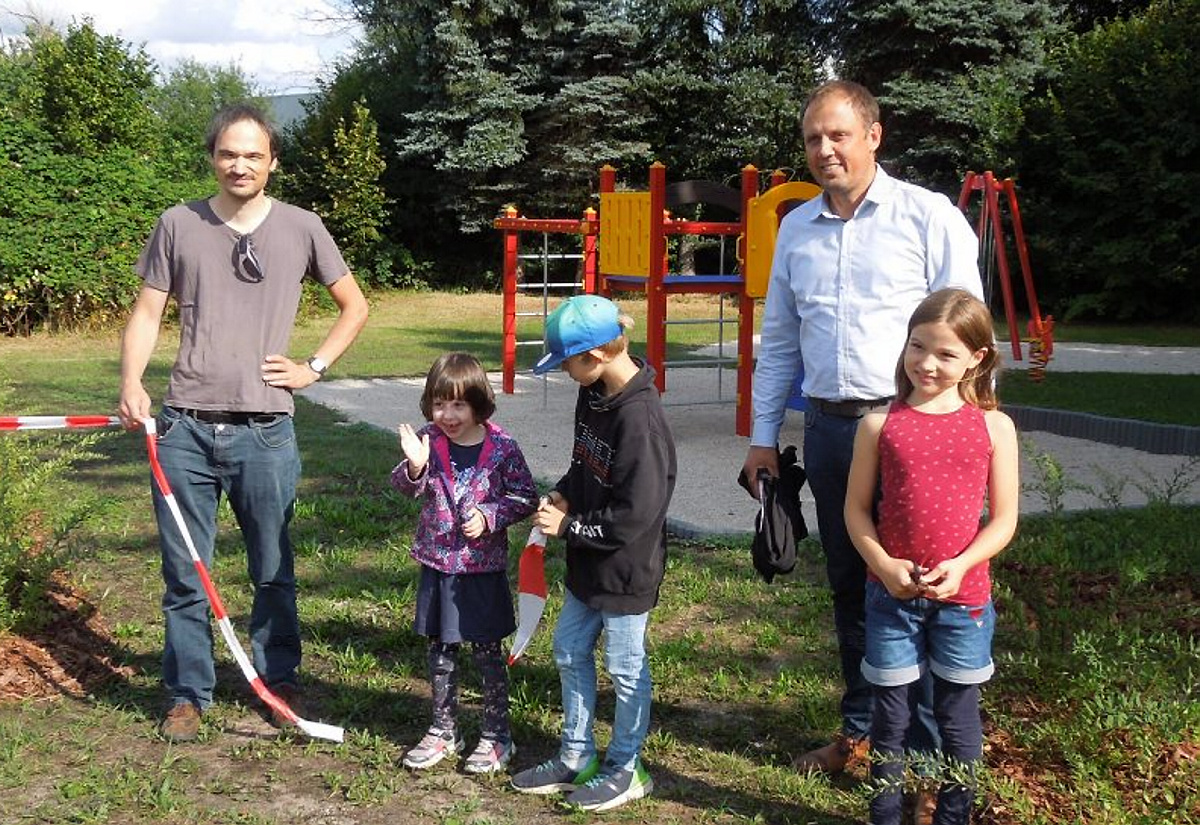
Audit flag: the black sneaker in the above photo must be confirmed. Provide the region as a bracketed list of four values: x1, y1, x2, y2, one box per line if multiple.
[510, 754, 601, 795]
[565, 760, 654, 812]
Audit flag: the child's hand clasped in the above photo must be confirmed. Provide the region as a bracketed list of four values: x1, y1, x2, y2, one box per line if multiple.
[462, 508, 487, 539]
[912, 557, 969, 601]
[533, 493, 569, 537]
[880, 557, 924, 599]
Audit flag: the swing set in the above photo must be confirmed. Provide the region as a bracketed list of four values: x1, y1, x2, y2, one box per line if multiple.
[958, 170, 1054, 380]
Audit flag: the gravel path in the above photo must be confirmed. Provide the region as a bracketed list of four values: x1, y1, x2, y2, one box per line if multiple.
[302, 344, 1200, 537]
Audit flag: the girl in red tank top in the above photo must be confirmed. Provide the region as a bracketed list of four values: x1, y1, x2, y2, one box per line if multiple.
[845, 289, 1018, 825]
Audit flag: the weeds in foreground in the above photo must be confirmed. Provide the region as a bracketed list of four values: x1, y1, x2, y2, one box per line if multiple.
[0, 394, 111, 632]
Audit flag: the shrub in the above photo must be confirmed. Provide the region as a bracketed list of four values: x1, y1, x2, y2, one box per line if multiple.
[0, 417, 107, 632]
[1018, 0, 1199, 321]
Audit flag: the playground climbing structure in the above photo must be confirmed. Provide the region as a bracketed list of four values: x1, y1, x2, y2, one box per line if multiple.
[496, 162, 819, 436]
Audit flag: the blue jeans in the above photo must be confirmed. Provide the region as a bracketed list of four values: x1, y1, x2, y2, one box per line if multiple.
[862, 581, 996, 687]
[552, 590, 652, 771]
[152, 406, 302, 709]
[803, 408, 939, 751]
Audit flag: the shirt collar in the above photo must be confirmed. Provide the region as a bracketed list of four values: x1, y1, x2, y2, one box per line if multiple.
[807, 164, 894, 221]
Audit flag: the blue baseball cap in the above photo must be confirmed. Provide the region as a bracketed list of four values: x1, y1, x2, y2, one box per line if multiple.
[533, 295, 623, 375]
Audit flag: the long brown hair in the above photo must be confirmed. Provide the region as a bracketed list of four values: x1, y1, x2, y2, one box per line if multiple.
[895, 289, 1000, 410]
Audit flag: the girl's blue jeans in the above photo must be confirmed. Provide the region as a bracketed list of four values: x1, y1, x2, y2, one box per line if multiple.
[863, 583, 993, 825]
[552, 590, 652, 772]
[152, 406, 301, 709]
[803, 406, 940, 751]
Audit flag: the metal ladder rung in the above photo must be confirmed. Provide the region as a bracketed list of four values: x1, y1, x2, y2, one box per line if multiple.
[517, 281, 582, 290]
[664, 317, 735, 326]
[664, 358, 736, 368]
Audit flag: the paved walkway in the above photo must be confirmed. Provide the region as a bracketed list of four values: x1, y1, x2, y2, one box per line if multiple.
[302, 344, 1200, 537]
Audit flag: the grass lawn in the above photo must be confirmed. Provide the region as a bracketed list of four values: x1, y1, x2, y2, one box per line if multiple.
[11, 290, 1191, 424]
[0, 291, 1197, 824]
[999, 371, 1200, 427]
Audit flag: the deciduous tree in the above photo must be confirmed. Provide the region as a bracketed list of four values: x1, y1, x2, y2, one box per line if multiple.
[1018, 0, 1199, 321]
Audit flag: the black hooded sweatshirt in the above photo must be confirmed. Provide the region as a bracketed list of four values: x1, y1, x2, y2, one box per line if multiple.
[554, 361, 677, 614]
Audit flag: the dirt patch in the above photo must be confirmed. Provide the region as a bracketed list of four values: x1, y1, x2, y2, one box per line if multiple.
[0, 572, 133, 702]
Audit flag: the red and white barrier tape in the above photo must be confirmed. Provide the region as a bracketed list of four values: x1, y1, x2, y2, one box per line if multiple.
[142, 418, 344, 743]
[0, 415, 123, 431]
[508, 525, 548, 665]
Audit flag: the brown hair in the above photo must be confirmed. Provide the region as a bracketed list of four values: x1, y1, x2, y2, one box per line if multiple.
[895, 289, 1000, 410]
[804, 80, 880, 132]
[419, 352, 496, 421]
[205, 103, 281, 159]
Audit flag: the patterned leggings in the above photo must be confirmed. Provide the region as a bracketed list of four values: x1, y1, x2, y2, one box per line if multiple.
[428, 639, 510, 742]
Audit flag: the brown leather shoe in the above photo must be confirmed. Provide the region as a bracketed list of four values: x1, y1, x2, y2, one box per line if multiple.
[904, 789, 937, 825]
[161, 702, 201, 742]
[792, 733, 870, 774]
[265, 683, 304, 729]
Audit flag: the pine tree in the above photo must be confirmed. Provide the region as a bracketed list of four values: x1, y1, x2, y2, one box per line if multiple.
[630, 0, 820, 182]
[829, 0, 1064, 190]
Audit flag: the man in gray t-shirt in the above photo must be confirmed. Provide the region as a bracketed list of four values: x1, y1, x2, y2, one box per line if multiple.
[117, 104, 368, 743]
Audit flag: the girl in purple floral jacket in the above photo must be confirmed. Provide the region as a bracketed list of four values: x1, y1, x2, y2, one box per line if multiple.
[390, 352, 536, 774]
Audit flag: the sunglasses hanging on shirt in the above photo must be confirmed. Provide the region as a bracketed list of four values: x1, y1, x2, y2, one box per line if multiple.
[237, 234, 263, 282]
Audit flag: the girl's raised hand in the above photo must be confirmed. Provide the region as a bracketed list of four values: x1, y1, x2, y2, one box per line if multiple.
[398, 423, 430, 476]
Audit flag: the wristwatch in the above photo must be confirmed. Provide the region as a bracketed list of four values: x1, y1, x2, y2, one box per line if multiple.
[306, 356, 328, 379]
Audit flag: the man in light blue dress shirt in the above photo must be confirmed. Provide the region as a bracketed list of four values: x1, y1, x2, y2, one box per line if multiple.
[742, 80, 984, 782]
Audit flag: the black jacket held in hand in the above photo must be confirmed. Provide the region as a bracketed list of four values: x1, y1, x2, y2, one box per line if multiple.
[738, 445, 807, 583]
[554, 362, 677, 614]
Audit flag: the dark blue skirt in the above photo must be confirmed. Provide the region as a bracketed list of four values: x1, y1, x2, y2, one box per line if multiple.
[414, 565, 516, 644]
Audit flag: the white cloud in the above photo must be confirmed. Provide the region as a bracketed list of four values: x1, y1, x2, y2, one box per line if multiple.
[0, 0, 362, 92]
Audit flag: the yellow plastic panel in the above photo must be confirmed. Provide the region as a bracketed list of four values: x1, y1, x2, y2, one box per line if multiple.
[744, 182, 822, 298]
[599, 192, 652, 277]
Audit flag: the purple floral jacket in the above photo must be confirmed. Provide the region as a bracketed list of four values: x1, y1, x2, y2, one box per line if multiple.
[389, 421, 537, 574]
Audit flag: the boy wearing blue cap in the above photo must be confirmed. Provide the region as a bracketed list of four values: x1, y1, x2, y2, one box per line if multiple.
[511, 295, 677, 812]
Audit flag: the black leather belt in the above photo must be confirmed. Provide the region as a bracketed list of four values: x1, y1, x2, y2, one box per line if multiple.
[810, 397, 892, 418]
[172, 407, 284, 425]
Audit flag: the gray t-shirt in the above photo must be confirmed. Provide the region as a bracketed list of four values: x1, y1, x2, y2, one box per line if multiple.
[136, 199, 348, 414]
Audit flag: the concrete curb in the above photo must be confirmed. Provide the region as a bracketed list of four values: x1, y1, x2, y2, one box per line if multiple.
[1004, 405, 1200, 457]
[672, 405, 1200, 541]
[667, 516, 752, 540]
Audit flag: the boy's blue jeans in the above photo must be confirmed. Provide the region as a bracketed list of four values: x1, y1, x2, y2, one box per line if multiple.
[553, 590, 652, 772]
[152, 406, 302, 709]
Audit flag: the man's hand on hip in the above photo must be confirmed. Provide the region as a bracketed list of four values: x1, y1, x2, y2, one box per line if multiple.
[261, 354, 318, 389]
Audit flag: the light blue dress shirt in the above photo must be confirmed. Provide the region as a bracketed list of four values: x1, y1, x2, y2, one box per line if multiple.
[751, 165, 984, 447]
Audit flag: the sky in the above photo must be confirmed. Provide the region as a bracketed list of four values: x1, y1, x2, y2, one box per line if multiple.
[0, 0, 364, 94]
